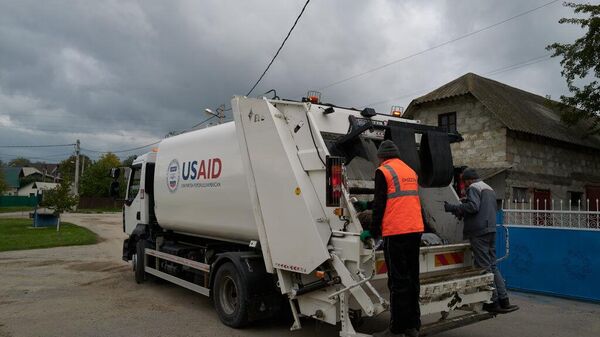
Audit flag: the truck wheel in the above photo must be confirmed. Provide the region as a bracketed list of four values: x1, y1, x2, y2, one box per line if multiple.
[134, 239, 146, 284]
[213, 262, 249, 328]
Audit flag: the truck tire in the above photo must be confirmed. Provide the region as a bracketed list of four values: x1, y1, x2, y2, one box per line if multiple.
[134, 239, 146, 284]
[213, 262, 249, 328]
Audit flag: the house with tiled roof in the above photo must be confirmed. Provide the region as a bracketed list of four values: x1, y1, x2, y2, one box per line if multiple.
[30, 163, 60, 182]
[404, 73, 600, 210]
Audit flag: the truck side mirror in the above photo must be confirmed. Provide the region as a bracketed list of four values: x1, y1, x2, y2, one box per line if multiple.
[110, 168, 121, 179]
[109, 181, 120, 198]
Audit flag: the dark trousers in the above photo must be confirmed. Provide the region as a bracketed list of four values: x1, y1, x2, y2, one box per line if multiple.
[383, 233, 422, 333]
[469, 232, 508, 302]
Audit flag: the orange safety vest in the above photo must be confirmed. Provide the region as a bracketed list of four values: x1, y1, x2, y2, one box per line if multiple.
[378, 158, 424, 236]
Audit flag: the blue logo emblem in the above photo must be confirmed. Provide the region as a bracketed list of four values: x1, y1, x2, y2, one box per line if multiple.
[167, 159, 180, 192]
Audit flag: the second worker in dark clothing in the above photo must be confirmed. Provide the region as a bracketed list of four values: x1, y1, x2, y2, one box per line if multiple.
[444, 168, 519, 314]
[362, 140, 424, 337]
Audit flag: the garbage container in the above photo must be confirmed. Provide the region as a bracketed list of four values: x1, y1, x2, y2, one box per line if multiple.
[30, 208, 59, 227]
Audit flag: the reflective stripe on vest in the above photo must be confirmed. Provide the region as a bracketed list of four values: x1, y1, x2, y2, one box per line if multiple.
[378, 158, 424, 237]
[382, 164, 419, 198]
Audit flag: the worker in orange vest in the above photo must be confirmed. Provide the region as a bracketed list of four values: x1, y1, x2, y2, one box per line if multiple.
[361, 140, 424, 337]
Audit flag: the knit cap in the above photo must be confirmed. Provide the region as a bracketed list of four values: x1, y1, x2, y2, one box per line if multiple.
[377, 140, 400, 159]
[462, 168, 480, 180]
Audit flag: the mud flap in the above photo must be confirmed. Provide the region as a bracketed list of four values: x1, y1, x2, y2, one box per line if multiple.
[418, 131, 454, 187]
[385, 121, 421, 175]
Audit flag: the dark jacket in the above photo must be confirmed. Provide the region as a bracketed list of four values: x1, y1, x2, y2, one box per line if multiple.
[449, 180, 497, 239]
[370, 170, 387, 238]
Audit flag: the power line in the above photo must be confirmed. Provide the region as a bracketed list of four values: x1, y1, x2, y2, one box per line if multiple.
[361, 54, 554, 108]
[188, 114, 217, 130]
[246, 0, 311, 96]
[81, 141, 161, 154]
[0, 152, 74, 161]
[79, 114, 221, 154]
[0, 143, 75, 148]
[318, 0, 560, 91]
[484, 55, 553, 76]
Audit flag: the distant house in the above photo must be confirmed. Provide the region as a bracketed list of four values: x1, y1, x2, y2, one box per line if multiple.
[1, 166, 60, 196]
[404, 73, 600, 210]
[30, 163, 60, 182]
[17, 181, 59, 197]
[21, 167, 44, 181]
[1, 167, 23, 196]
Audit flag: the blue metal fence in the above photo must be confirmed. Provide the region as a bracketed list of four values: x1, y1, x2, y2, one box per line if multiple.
[497, 222, 600, 302]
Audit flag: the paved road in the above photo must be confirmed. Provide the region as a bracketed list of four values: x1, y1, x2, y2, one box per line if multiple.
[1, 213, 599, 337]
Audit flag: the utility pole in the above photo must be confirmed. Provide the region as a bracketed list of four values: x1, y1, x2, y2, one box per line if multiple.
[216, 104, 225, 124]
[204, 104, 226, 124]
[74, 139, 80, 196]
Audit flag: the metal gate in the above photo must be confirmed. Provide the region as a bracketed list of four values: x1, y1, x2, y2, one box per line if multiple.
[497, 201, 600, 302]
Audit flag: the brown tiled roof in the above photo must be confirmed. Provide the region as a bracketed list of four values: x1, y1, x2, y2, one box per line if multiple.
[404, 73, 600, 149]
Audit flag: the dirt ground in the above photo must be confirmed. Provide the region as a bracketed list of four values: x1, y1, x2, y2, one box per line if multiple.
[1, 212, 599, 337]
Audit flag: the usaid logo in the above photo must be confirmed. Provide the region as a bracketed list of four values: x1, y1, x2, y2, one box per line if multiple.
[167, 159, 180, 192]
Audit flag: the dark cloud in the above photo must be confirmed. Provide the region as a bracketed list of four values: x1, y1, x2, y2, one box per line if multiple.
[0, 0, 583, 162]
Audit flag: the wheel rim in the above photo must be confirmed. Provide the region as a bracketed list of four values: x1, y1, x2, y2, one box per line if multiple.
[219, 275, 238, 315]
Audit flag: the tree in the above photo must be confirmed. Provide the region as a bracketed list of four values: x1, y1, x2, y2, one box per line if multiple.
[79, 153, 121, 197]
[58, 154, 91, 183]
[547, 2, 600, 133]
[41, 179, 79, 230]
[122, 155, 137, 167]
[9, 157, 31, 167]
[0, 168, 8, 194]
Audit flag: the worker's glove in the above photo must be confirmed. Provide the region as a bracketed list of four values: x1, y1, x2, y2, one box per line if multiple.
[359, 230, 372, 243]
[444, 202, 464, 220]
[444, 201, 457, 213]
[353, 200, 370, 212]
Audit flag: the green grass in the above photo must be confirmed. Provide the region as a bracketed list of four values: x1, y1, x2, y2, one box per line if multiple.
[0, 206, 34, 213]
[0, 218, 98, 252]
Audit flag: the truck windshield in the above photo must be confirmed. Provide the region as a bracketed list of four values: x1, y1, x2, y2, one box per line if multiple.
[127, 166, 142, 200]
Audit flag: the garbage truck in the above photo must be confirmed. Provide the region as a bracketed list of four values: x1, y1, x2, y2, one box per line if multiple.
[112, 94, 501, 336]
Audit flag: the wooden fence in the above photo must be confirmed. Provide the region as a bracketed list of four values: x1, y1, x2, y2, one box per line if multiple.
[78, 196, 120, 210]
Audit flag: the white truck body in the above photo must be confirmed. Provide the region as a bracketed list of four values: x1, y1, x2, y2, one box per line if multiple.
[119, 96, 498, 337]
[154, 122, 257, 242]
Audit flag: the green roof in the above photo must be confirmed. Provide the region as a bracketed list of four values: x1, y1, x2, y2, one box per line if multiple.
[2, 167, 22, 188]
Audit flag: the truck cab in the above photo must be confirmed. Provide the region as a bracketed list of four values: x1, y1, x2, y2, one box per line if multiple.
[120, 152, 156, 260]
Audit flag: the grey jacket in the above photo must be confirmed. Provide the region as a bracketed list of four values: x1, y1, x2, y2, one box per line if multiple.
[452, 180, 497, 239]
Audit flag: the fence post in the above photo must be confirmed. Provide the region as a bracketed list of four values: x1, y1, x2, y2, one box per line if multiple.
[578, 199, 581, 228]
[587, 199, 590, 228]
[596, 198, 600, 229]
[569, 199, 572, 227]
[529, 198, 532, 226]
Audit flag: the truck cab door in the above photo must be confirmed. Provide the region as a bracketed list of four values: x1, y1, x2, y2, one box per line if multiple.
[124, 164, 143, 234]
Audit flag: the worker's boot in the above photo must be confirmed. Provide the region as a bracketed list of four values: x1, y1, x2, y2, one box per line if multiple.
[499, 297, 519, 312]
[482, 301, 504, 314]
[372, 328, 404, 337]
[483, 300, 515, 314]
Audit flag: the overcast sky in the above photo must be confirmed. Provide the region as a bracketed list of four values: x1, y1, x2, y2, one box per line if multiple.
[0, 0, 587, 162]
